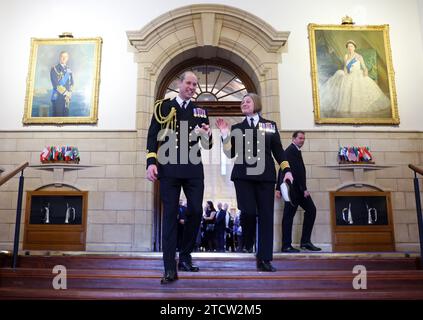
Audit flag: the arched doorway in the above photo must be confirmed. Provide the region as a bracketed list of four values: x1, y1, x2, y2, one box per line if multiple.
[127, 4, 289, 251]
[157, 57, 256, 116]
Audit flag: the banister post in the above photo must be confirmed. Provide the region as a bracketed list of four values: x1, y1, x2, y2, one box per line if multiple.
[412, 171, 423, 269]
[12, 170, 25, 269]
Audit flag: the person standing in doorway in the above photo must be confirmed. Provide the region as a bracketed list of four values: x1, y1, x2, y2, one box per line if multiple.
[215, 202, 227, 252]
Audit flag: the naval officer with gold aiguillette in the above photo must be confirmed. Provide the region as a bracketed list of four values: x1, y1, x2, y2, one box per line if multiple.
[146, 71, 213, 284]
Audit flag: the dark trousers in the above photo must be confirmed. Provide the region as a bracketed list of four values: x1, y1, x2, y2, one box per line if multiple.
[204, 229, 215, 251]
[226, 233, 235, 252]
[176, 223, 184, 251]
[215, 229, 225, 252]
[160, 177, 204, 271]
[52, 97, 68, 117]
[234, 180, 275, 261]
[235, 234, 243, 252]
[282, 194, 316, 248]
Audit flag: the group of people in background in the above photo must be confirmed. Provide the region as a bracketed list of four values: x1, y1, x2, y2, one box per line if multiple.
[177, 200, 245, 253]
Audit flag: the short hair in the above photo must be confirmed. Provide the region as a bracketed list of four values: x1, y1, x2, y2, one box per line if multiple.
[179, 71, 197, 82]
[243, 93, 262, 113]
[59, 51, 69, 56]
[292, 130, 305, 138]
[345, 40, 357, 48]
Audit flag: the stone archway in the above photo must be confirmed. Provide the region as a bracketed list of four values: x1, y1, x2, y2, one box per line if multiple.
[127, 4, 289, 250]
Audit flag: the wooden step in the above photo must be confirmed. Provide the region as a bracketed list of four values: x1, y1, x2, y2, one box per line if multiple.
[1, 268, 423, 291]
[0, 254, 420, 271]
[1, 287, 423, 300]
[1, 253, 422, 299]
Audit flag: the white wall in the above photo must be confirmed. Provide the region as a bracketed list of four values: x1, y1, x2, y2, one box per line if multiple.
[419, 0, 423, 51]
[0, 0, 422, 131]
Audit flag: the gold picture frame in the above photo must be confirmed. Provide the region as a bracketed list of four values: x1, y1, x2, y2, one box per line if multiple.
[23, 37, 102, 124]
[308, 24, 399, 124]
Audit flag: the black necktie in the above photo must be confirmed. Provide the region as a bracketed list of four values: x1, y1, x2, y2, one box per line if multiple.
[250, 117, 255, 129]
[181, 101, 186, 109]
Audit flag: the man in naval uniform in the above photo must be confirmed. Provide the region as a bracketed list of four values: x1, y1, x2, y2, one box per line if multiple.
[146, 71, 213, 284]
[277, 131, 321, 253]
[50, 51, 74, 117]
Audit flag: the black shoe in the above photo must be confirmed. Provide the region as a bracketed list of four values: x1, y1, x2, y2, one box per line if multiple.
[300, 242, 322, 251]
[178, 260, 200, 272]
[160, 269, 178, 284]
[256, 260, 276, 272]
[243, 247, 254, 253]
[281, 246, 300, 253]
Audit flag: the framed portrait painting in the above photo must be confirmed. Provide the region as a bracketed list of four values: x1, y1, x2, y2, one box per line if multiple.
[308, 24, 399, 124]
[23, 37, 102, 124]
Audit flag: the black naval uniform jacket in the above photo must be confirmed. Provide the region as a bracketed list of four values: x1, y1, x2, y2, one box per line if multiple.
[146, 98, 213, 178]
[277, 143, 307, 196]
[222, 117, 291, 182]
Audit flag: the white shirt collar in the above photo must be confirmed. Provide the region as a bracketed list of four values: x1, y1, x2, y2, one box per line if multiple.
[293, 142, 302, 150]
[245, 113, 259, 126]
[175, 96, 190, 108]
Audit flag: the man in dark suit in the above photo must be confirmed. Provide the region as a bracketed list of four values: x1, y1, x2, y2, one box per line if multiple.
[215, 202, 227, 252]
[146, 71, 213, 284]
[277, 131, 321, 253]
[225, 206, 235, 252]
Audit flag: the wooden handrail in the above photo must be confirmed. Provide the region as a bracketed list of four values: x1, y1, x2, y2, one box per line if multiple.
[0, 162, 29, 187]
[409, 164, 423, 176]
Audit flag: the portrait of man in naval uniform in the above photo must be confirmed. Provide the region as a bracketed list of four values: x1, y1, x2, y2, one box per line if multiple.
[23, 37, 102, 124]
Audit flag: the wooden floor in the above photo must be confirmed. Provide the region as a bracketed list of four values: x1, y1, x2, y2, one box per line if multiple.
[0, 252, 422, 299]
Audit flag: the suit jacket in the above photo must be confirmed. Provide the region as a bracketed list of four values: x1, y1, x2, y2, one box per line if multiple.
[222, 116, 290, 183]
[146, 98, 213, 179]
[277, 143, 307, 196]
[215, 209, 227, 232]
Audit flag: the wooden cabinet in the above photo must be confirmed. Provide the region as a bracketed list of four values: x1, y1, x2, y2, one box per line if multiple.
[23, 190, 88, 251]
[330, 191, 395, 252]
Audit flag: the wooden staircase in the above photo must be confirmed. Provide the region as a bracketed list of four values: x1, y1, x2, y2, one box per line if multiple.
[0, 253, 422, 299]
